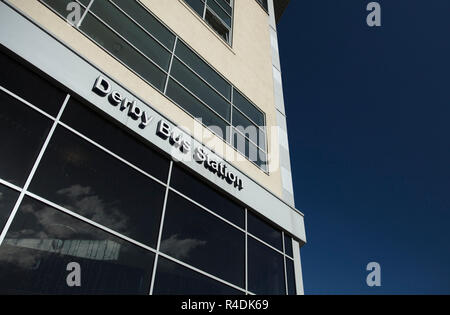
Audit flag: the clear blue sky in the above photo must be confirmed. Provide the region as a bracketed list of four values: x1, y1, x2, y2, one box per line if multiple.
[277, 0, 450, 294]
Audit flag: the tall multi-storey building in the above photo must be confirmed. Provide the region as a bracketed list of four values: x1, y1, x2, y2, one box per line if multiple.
[0, 0, 306, 294]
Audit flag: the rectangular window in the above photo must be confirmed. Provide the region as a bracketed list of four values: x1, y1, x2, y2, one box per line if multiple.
[183, 0, 234, 45]
[39, 0, 268, 172]
[0, 196, 155, 294]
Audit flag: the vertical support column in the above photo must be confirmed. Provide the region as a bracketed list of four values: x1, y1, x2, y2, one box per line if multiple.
[267, 0, 295, 206]
[292, 239, 304, 295]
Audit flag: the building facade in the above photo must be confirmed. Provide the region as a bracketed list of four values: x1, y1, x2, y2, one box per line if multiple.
[0, 0, 306, 294]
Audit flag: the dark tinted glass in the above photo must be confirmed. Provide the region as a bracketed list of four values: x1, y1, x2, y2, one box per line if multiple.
[62, 98, 170, 182]
[215, 0, 232, 15]
[248, 237, 285, 295]
[233, 110, 266, 150]
[0, 185, 19, 231]
[284, 234, 293, 258]
[89, 0, 171, 71]
[207, 0, 231, 27]
[110, 0, 176, 50]
[247, 212, 282, 251]
[161, 193, 245, 288]
[0, 91, 53, 186]
[170, 58, 231, 121]
[175, 41, 231, 100]
[80, 13, 167, 91]
[233, 131, 267, 172]
[166, 79, 227, 139]
[153, 257, 242, 295]
[0, 196, 155, 294]
[170, 165, 244, 228]
[0, 50, 66, 116]
[29, 127, 166, 248]
[205, 9, 230, 42]
[184, 0, 205, 17]
[41, 0, 86, 22]
[233, 90, 264, 126]
[256, 0, 268, 12]
[286, 258, 297, 295]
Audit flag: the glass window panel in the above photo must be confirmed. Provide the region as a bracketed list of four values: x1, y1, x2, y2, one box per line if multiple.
[111, 0, 176, 50]
[284, 234, 293, 258]
[183, 0, 205, 17]
[233, 131, 267, 172]
[256, 0, 268, 12]
[166, 78, 227, 140]
[170, 58, 231, 121]
[29, 127, 166, 248]
[0, 185, 19, 232]
[248, 237, 286, 295]
[170, 165, 244, 228]
[204, 9, 230, 42]
[79, 13, 167, 92]
[233, 110, 266, 150]
[153, 257, 242, 295]
[247, 212, 282, 251]
[62, 98, 170, 182]
[0, 50, 66, 117]
[286, 258, 297, 295]
[88, 0, 171, 71]
[0, 196, 155, 294]
[233, 90, 264, 126]
[214, 0, 232, 15]
[207, 0, 231, 27]
[175, 41, 231, 100]
[0, 91, 53, 187]
[161, 192, 245, 288]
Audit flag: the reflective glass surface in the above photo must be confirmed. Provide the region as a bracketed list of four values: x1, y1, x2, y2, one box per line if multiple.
[170, 58, 231, 121]
[62, 98, 170, 182]
[89, 0, 172, 71]
[233, 90, 264, 127]
[284, 234, 293, 258]
[166, 78, 227, 138]
[0, 49, 66, 116]
[80, 13, 167, 91]
[248, 237, 285, 295]
[174, 41, 231, 100]
[161, 192, 245, 288]
[0, 91, 53, 186]
[0, 196, 155, 294]
[286, 258, 297, 295]
[29, 127, 166, 248]
[170, 165, 244, 228]
[153, 257, 242, 295]
[0, 185, 19, 232]
[111, 0, 176, 50]
[247, 212, 282, 251]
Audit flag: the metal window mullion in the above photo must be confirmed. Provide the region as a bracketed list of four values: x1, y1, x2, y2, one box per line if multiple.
[173, 55, 232, 105]
[168, 187, 245, 233]
[210, 0, 232, 18]
[205, 5, 232, 32]
[164, 37, 178, 94]
[76, 0, 95, 28]
[202, 0, 208, 19]
[24, 190, 157, 254]
[282, 231, 289, 295]
[168, 75, 230, 125]
[246, 232, 285, 256]
[58, 121, 167, 188]
[0, 94, 71, 246]
[233, 126, 266, 154]
[229, 86, 234, 145]
[108, 0, 174, 53]
[149, 161, 173, 295]
[85, 10, 170, 75]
